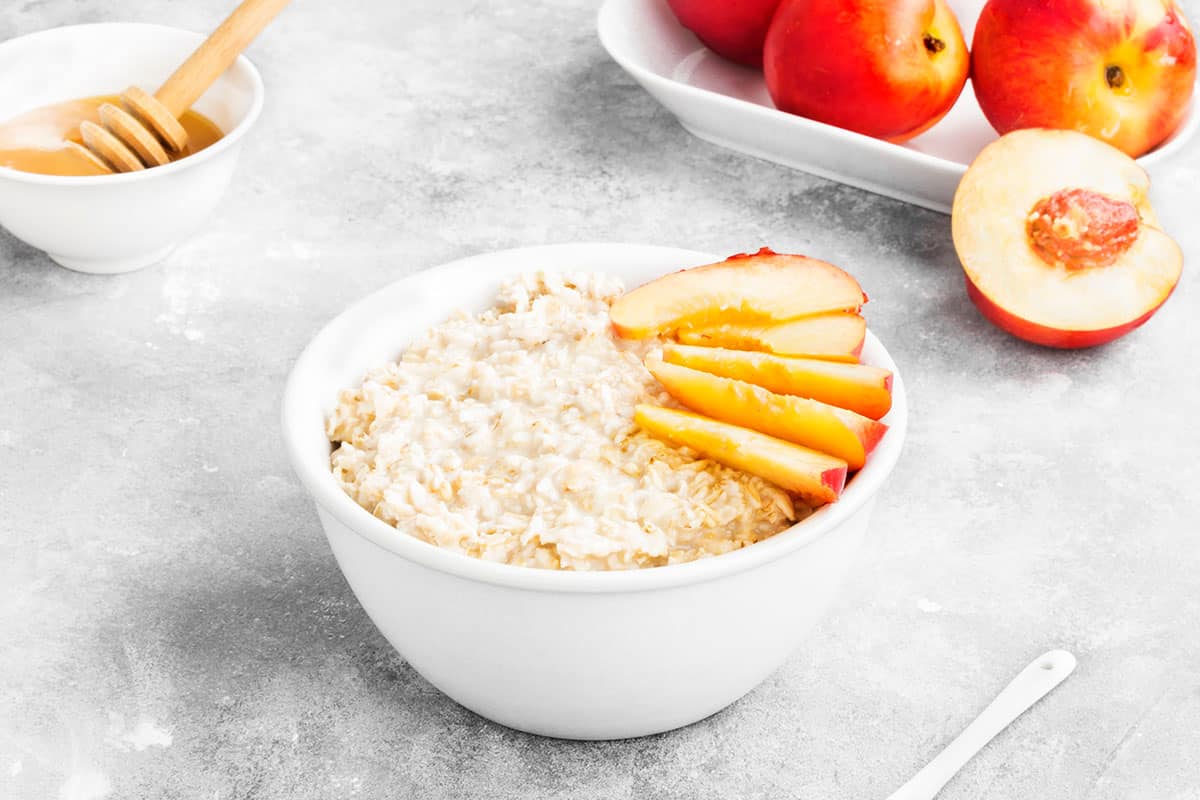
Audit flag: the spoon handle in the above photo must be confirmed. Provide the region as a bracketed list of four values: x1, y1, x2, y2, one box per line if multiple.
[885, 650, 1077, 800]
[155, 0, 293, 118]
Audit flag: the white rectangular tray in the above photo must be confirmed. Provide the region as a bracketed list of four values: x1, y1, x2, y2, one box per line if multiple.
[597, 0, 1197, 213]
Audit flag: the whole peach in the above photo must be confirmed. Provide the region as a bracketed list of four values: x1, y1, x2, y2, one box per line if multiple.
[763, 0, 969, 142]
[972, 0, 1197, 158]
[665, 0, 783, 67]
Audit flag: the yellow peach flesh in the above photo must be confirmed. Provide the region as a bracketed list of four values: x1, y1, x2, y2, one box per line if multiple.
[676, 313, 866, 361]
[633, 404, 847, 505]
[662, 342, 893, 419]
[645, 359, 887, 470]
[610, 250, 866, 339]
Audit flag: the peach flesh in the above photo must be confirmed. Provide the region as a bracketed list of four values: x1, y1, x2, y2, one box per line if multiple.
[609, 249, 866, 340]
[634, 404, 847, 504]
[646, 359, 886, 469]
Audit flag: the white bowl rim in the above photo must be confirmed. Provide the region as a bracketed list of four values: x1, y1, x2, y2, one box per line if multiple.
[281, 242, 908, 594]
[0, 22, 265, 186]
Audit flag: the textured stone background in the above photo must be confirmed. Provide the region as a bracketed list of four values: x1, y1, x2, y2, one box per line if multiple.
[2, 1, 1199, 798]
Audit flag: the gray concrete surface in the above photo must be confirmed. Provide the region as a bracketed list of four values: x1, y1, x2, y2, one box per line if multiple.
[3, 1, 1199, 798]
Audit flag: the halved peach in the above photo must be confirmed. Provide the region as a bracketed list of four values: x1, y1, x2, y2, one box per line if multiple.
[610, 248, 867, 339]
[676, 312, 866, 362]
[634, 404, 847, 504]
[646, 360, 887, 470]
[662, 342, 893, 420]
[952, 129, 1183, 348]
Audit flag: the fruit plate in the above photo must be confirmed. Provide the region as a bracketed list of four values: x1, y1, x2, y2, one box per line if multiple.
[596, 0, 1199, 213]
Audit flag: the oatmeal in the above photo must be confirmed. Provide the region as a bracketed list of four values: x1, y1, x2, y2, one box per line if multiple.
[327, 271, 805, 570]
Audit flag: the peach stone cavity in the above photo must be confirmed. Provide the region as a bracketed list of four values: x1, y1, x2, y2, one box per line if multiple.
[1026, 188, 1140, 271]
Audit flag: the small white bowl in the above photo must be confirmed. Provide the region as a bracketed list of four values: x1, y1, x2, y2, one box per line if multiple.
[0, 23, 263, 274]
[282, 243, 908, 740]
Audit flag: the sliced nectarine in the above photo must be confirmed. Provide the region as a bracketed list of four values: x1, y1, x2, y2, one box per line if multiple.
[646, 360, 887, 470]
[634, 404, 847, 505]
[610, 248, 867, 339]
[676, 312, 866, 362]
[952, 129, 1182, 348]
[662, 342, 893, 420]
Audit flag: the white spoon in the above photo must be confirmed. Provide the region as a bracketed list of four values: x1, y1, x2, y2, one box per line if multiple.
[885, 650, 1077, 800]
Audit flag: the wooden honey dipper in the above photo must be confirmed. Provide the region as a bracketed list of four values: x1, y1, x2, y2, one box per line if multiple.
[73, 0, 291, 174]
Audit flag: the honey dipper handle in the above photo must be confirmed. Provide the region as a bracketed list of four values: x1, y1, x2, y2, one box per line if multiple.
[154, 0, 292, 118]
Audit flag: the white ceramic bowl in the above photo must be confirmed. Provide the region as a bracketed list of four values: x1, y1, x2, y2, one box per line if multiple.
[597, 0, 1199, 213]
[282, 243, 908, 740]
[0, 23, 263, 274]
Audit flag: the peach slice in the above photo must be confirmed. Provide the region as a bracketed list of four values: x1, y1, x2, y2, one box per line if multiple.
[610, 248, 867, 339]
[634, 404, 847, 504]
[952, 129, 1183, 348]
[676, 312, 866, 362]
[646, 360, 887, 470]
[662, 342, 893, 420]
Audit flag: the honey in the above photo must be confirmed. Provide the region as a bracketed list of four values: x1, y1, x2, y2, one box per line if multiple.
[0, 94, 223, 176]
